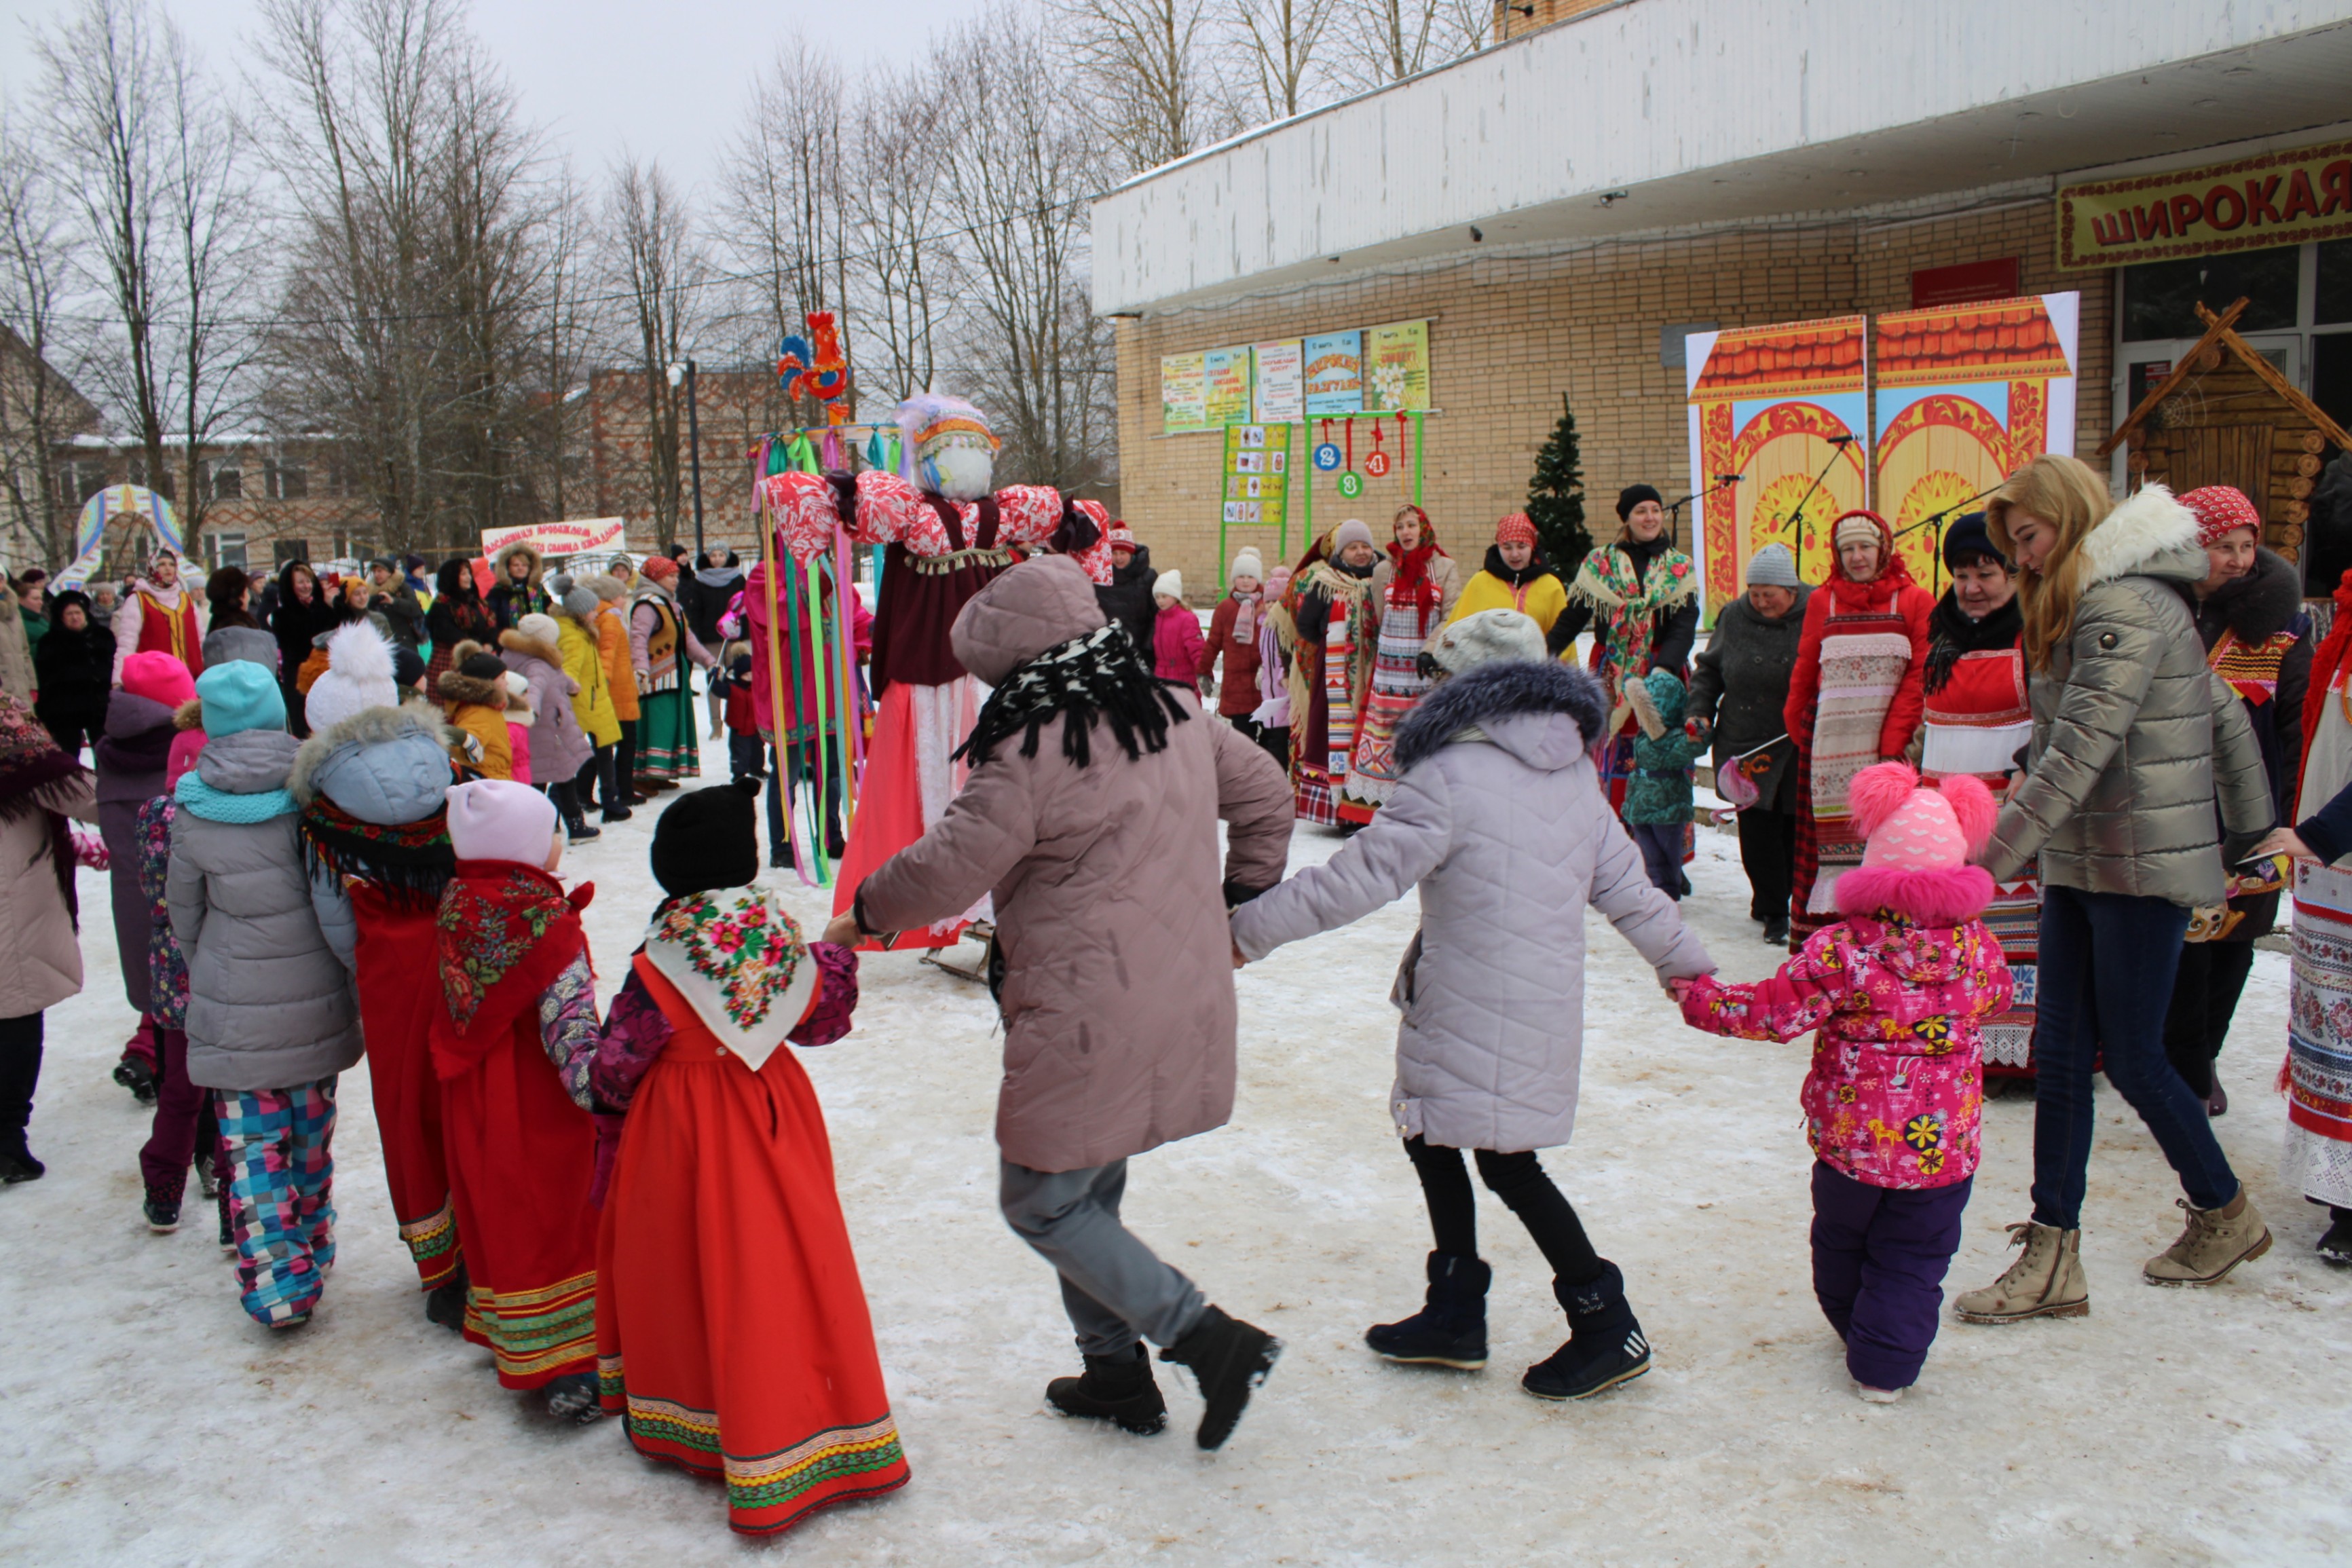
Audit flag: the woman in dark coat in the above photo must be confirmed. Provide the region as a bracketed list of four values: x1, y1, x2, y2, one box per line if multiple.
[424, 557, 493, 688]
[1094, 525, 1159, 655]
[2164, 486, 2311, 1116]
[268, 561, 343, 739]
[31, 590, 114, 753]
[1685, 544, 1808, 945]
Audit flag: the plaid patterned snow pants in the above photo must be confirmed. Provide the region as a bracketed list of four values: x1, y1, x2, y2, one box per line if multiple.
[215, 1077, 339, 1326]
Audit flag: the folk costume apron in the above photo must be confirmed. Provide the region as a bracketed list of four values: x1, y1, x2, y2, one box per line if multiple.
[1921, 638, 2040, 1077]
[1342, 543, 1449, 819]
[633, 589, 698, 783]
[1792, 605, 1916, 944]
[1284, 558, 1377, 827]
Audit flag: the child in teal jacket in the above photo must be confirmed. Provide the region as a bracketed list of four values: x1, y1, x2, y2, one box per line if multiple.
[1623, 667, 1701, 899]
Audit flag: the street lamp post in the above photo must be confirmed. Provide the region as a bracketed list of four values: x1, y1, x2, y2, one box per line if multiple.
[667, 358, 707, 560]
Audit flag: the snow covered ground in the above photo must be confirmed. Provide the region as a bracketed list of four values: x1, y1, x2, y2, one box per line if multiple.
[3, 741, 2347, 1566]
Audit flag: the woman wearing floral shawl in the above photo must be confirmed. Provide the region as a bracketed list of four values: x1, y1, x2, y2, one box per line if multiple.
[1556, 485, 1700, 813]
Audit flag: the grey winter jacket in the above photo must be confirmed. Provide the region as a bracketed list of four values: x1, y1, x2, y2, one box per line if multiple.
[168, 728, 360, 1090]
[1229, 659, 1714, 1153]
[1983, 486, 2275, 907]
[289, 702, 456, 971]
[1687, 584, 1810, 812]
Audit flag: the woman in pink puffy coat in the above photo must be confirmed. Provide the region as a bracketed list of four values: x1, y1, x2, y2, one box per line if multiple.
[1679, 762, 2011, 1404]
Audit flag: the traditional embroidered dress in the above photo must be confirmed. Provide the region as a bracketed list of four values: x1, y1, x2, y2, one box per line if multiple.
[1281, 553, 1379, 827]
[1564, 540, 1698, 812]
[299, 796, 460, 1290]
[760, 460, 1112, 948]
[593, 887, 906, 1536]
[631, 587, 706, 783]
[1920, 601, 2038, 1078]
[1784, 517, 1932, 944]
[429, 861, 602, 1389]
[1341, 540, 1455, 819]
[2287, 860, 2352, 1208]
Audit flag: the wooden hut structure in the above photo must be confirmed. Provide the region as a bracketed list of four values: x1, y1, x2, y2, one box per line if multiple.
[2099, 297, 2352, 571]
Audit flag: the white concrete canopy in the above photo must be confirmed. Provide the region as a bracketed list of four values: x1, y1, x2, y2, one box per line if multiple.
[1093, 0, 2352, 316]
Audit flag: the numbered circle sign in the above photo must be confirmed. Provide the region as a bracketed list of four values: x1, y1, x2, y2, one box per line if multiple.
[1312, 443, 1343, 472]
[1364, 451, 1392, 479]
[1336, 471, 1365, 500]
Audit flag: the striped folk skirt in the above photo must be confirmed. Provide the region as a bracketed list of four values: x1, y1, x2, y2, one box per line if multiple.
[2286, 861, 2352, 1208]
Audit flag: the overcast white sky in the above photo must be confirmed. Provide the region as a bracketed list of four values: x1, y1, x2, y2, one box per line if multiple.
[0, 0, 975, 195]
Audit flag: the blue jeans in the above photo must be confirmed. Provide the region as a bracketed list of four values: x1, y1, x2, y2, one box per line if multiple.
[2030, 884, 2240, 1230]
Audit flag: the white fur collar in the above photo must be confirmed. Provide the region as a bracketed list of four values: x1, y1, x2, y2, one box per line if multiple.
[2076, 484, 2200, 588]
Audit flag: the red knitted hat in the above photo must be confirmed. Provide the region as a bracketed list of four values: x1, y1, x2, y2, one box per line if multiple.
[2182, 485, 2261, 548]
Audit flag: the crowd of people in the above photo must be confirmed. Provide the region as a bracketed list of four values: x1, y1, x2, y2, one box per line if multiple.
[0, 445, 2345, 1537]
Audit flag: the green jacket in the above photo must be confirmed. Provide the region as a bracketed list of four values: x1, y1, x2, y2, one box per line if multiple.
[1623, 668, 1702, 826]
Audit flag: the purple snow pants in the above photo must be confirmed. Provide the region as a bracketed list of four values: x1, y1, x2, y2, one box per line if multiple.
[1809, 1161, 1972, 1391]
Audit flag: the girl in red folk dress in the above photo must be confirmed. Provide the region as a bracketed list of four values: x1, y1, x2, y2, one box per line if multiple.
[591, 778, 906, 1535]
[430, 779, 605, 1423]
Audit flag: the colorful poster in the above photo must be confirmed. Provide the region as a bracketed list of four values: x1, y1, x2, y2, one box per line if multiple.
[1685, 315, 1871, 618]
[1220, 424, 1292, 554]
[1161, 351, 1208, 434]
[1203, 346, 1253, 428]
[1872, 293, 2078, 591]
[1364, 320, 1430, 412]
[1253, 340, 1305, 424]
[1303, 331, 1363, 416]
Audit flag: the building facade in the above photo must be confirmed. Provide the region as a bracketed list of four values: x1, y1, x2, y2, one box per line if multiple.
[1095, 0, 2352, 599]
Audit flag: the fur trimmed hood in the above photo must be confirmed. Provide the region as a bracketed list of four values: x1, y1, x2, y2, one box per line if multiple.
[1395, 658, 1608, 772]
[498, 627, 564, 669]
[288, 699, 458, 808]
[2078, 483, 2206, 589]
[434, 650, 508, 709]
[2201, 544, 2304, 643]
[492, 542, 542, 586]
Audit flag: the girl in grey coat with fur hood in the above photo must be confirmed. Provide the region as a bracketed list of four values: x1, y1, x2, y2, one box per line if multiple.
[1229, 607, 1713, 1404]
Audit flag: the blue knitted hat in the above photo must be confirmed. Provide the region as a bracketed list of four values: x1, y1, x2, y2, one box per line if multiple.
[195, 660, 286, 738]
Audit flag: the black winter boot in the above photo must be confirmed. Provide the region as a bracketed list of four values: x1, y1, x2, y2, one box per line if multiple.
[113, 1053, 158, 1104]
[425, 1261, 470, 1332]
[544, 1372, 604, 1425]
[1365, 1252, 1490, 1368]
[1159, 1305, 1280, 1451]
[2319, 1207, 2352, 1267]
[143, 1187, 182, 1232]
[1045, 1342, 1168, 1435]
[1520, 1262, 1651, 1401]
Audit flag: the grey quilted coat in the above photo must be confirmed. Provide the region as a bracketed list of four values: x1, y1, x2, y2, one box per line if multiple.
[1983, 485, 2274, 907]
[1229, 658, 1714, 1153]
[168, 729, 360, 1091]
[856, 556, 1296, 1173]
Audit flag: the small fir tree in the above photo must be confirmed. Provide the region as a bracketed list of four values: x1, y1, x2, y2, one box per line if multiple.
[1527, 392, 1591, 579]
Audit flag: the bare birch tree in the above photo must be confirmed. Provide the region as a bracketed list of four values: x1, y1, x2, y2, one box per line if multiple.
[1231, 0, 1339, 122]
[1047, 0, 1232, 176]
[606, 157, 705, 550]
[0, 115, 91, 569]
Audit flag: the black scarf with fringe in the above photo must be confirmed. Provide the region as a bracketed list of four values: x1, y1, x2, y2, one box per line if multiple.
[1924, 591, 2024, 696]
[299, 795, 457, 910]
[956, 622, 1188, 769]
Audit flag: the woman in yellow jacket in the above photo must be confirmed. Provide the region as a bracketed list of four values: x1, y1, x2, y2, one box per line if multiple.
[1445, 512, 1575, 656]
[553, 577, 626, 823]
[590, 575, 642, 806]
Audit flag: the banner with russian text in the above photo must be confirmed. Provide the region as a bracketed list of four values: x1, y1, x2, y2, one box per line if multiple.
[481, 517, 629, 561]
[2057, 138, 2352, 270]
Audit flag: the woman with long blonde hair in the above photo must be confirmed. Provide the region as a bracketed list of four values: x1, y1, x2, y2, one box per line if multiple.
[1956, 455, 2275, 1325]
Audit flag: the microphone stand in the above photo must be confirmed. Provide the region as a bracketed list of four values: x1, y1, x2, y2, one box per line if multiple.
[1773, 437, 1856, 578]
[1891, 481, 2006, 595]
[1663, 473, 1744, 548]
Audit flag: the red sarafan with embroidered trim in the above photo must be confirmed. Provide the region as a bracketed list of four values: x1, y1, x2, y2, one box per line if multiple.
[592, 884, 906, 1537]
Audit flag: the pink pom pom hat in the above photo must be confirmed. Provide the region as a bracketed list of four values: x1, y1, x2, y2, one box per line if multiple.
[1833, 761, 1998, 927]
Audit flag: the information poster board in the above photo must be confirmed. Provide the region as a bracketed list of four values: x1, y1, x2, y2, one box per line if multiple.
[1364, 320, 1431, 412]
[1872, 293, 2079, 591]
[1304, 331, 1364, 416]
[1252, 340, 1305, 424]
[1685, 315, 1871, 618]
[1161, 351, 1208, 434]
[1220, 424, 1291, 535]
[1203, 346, 1253, 428]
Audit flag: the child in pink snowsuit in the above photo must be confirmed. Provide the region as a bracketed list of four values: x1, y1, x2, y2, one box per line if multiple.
[1678, 762, 2011, 1402]
[1151, 570, 1205, 685]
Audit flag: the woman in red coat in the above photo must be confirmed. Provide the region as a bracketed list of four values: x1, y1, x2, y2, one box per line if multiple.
[1782, 508, 1933, 946]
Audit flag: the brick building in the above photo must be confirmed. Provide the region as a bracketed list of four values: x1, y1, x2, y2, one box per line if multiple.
[1094, 0, 2352, 601]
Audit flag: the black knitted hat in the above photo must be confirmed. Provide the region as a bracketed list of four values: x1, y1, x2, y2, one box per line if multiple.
[650, 778, 762, 898]
[1941, 512, 2009, 572]
[1616, 483, 1664, 521]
